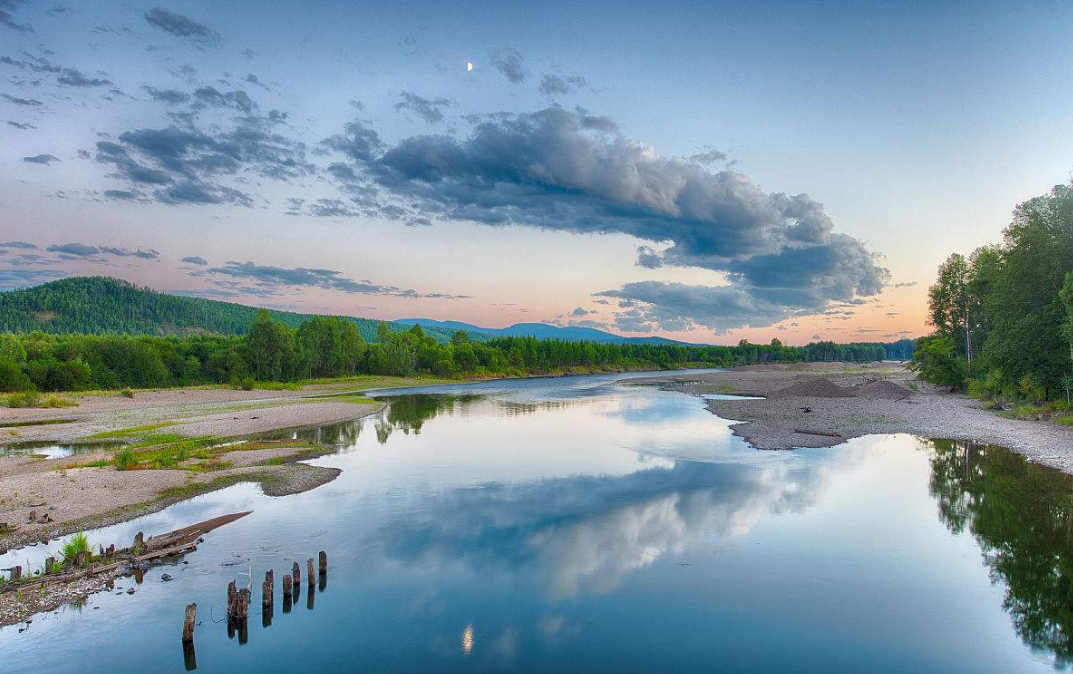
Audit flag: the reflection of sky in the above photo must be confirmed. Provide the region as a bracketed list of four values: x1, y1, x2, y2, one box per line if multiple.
[0, 374, 1059, 673]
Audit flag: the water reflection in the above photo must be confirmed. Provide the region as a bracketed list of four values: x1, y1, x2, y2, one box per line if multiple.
[923, 438, 1073, 666]
[3, 376, 1072, 673]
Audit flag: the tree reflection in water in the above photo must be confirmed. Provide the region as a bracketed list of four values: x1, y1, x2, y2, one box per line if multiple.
[923, 438, 1073, 666]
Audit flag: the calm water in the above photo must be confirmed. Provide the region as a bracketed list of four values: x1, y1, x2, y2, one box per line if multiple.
[2, 371, 1071, 673]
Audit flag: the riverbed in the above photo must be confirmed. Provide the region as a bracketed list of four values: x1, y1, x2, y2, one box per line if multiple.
[1, 371, 1068, 673]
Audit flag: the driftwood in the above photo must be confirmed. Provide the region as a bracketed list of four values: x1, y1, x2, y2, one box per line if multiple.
[793, 428, 842, 438]
[2, 511, 252, 593]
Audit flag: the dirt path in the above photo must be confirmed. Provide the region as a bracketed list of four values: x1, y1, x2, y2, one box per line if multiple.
[630, 362, 1073, 475]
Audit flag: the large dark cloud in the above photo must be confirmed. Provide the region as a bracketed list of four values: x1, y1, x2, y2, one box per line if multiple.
[0, 0, 31, 33]
[491, 48, 527, 83]
[202, 261, 469, 299]
[144, 7, 220, 46]
[319, 106, 888, 331]
[393, 91, 452, 124]
[92, 107, 315, 205]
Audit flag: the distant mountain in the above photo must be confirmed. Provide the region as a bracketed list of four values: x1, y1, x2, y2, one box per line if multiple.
[396, 318, 700, 345]
[0, 277, 478, 344]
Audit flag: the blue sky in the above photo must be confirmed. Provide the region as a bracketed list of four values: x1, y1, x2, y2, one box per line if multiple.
[2, 0, 1071, 343]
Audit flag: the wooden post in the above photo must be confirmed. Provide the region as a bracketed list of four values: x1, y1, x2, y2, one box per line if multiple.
[318, 551, 327, 576]
[262, 574, 273, 609]
[227, 580, 236, 613]
[182, 603, 197, 642]
[133, 532, 144, 552]
[11, 565, 20, 581]
[107, 544, 115, 557]
[307, 558, 315, 587]
[282, 574, 292, 599]
[292, 561, 300, 587]
[237, 588, 250, 619]
[44, 557, 55, 575]
[74, 551, 86, 568]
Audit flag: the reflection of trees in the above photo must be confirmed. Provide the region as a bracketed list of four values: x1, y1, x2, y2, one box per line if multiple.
[372, 394, 483, 443]
[924, 438, 1073, 666]
[294, 419, 362, 446]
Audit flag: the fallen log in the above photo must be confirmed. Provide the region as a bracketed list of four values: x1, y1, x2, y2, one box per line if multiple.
[1, 511, 253, 593]
[793, 428, 842, 438]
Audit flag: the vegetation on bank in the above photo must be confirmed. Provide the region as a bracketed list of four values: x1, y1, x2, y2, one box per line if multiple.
[0, 307, 907, 396]
[912, 180, 1073, 416]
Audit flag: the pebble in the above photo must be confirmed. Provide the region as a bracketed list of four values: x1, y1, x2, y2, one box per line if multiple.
[126, 588, 135, 595]
[160, 573, 172, 582]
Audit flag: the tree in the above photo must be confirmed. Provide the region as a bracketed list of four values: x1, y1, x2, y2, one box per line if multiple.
[910, 335, 967, 388]
[246, 309, 293, 380]
[928, 253, 974, 364]
[1060, 272, 1073, 403]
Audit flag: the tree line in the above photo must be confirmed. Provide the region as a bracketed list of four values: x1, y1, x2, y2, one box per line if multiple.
[0, 309, 902, 393]
[912, 181, 1073, 400]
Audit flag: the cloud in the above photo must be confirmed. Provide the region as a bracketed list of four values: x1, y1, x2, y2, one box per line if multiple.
[181, 255, 208, 265]
[570, 306, 593, 317]
[1, 93, 42, 106]
[46, 242, 159, 259]
[893, 281, 917, 288]
[320, 106, 888, 331]
[689, 149, 728, 165]
[0, 241, 35, 249]
[491, 48, 527, 83]
[0, 52, 61, 73]
[393, 91, 452, 124]
[0, 269, 66, 289]
[7, 120, 35, 129]
[144, 7, 220, 46]
[191, 86, 255, 113]
[102, 189, 143, 201]
[636, 245, 662, 268]
[92, 109, 315, 205]
[203, 261, 468, 299]
[57, 68, 112, 87]
[142, 86, 190, 104]
[539, 73, 586, 96]
[0, 0, 31, 32]
[23, 153, 59, 165]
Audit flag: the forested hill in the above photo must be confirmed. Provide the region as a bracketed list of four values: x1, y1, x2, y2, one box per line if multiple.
[0, 277, 476, 344]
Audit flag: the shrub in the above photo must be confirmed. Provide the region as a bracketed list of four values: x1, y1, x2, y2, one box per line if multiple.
[967, 379, 990, 400]
[231, 375, 255, 391]
[119, 388, 135, 399]
[3, 390, 41, 408]
[114, 448, 138, 470]
[41, 396, 77, 408]
[61, 532, 90, 563]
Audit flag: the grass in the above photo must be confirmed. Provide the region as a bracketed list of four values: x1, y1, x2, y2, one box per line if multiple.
[113, 448, 138, 470]
[0, 418, 79, 428]
[306, 393, 377, 405]
[61, 532, 90, 563]
[89, 422, 176, 439]
[1, 392, 78, 409]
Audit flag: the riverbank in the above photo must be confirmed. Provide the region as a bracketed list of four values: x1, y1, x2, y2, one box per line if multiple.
[629, 362, 1073, 474]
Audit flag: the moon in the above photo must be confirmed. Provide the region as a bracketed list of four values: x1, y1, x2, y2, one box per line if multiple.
[466, 61, 474, 72]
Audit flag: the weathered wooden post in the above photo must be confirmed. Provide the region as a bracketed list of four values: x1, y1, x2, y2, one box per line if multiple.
[292, 561, 300, 587]
[318, 551, 327, 576]
[182, 640, 197, 672]
[133, 531, 144, 552]
[74, 551, 86, 568]
[44, 557, 55, 575]
[11, 565, 20, 581]
[237, 588, 250, 619]
[107, 544, 115, 557]
[282, 574, 292, 599]
[182, 603, 197, 642]
[307, 558, 315, 588]
[262, 571, 273, 609]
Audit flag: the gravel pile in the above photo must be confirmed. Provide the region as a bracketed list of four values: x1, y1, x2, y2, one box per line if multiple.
[852, 380, 913, 400]
[771, 377, 854, 398]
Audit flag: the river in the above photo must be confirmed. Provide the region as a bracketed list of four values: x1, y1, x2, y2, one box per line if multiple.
[1, 370, 1069, 672]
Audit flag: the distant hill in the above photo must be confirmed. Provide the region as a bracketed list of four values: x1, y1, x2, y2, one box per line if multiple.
[0, 277, 482, 344]
[396, 318, 700, 345]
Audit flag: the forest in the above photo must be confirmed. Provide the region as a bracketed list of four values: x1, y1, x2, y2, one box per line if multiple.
[0, 309, 900, 394]
[912, 180, 1073, 401]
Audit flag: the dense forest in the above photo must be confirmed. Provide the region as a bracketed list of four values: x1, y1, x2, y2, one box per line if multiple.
[0, 276, 472, 344]
[0, 308, 903, 394]
[912, 181, 1073, 401]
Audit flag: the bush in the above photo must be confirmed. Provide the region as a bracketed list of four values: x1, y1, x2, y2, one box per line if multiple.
[61, 532, 90, 563]
[114, 448, 138, 470]
[119, 388, 135, 399]
[967, 379, 990, 400]
[41, 396, 77, 408]
[231, 375, 255, 391]
[4, 390, 41, 408]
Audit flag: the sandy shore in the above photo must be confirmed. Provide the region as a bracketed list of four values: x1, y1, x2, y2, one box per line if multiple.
[630, 362, 1073, 474]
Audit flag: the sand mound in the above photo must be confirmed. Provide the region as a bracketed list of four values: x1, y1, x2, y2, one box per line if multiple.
[852, 380, 913, 400]
[771, 377, 854, 398]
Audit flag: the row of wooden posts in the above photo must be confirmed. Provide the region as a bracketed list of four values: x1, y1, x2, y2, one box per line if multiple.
[181, 551, 327, 645]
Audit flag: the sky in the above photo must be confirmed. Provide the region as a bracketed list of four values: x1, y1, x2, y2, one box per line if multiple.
[2, 0, 1072, 345]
